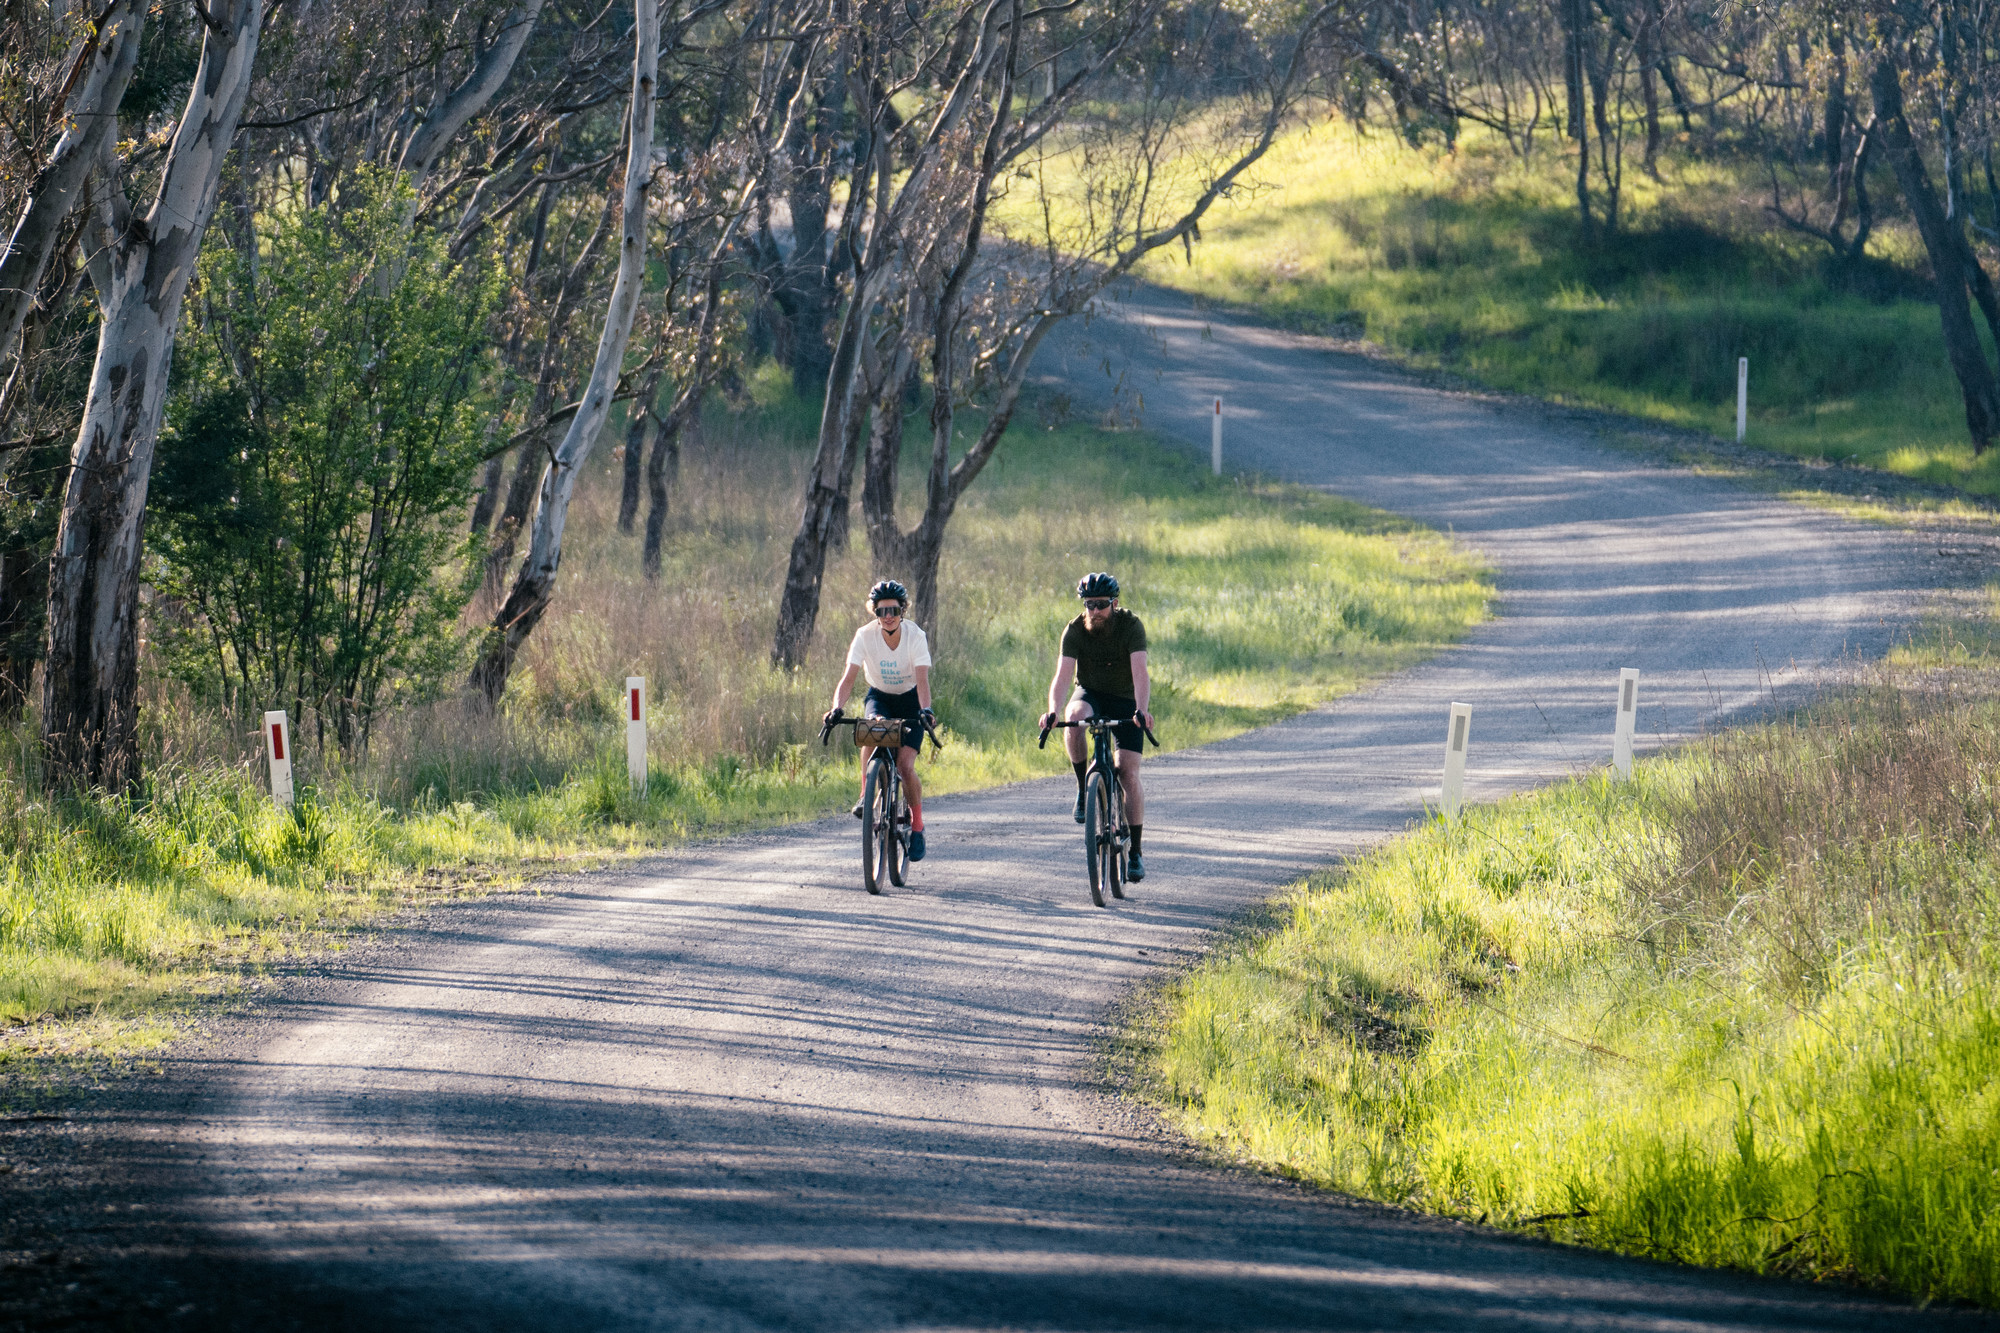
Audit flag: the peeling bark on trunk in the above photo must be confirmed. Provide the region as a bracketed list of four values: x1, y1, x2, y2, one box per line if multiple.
[470, 0, 657, 706]
[0, 0, 145, 377]
[1874, 57, 2000, 454]
[42, 0, 262, 793]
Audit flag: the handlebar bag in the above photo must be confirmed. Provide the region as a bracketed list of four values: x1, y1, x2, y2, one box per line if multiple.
[852, 717, 906, 747]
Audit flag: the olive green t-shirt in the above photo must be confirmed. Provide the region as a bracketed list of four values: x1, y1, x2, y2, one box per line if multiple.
[1061, 608, 1147, 698]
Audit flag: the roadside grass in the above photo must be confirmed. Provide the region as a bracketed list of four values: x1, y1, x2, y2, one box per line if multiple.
[0, 372, 1491, 1052]
[1136, 618, 2000, 1306]
[1128, 117, 2000, 498]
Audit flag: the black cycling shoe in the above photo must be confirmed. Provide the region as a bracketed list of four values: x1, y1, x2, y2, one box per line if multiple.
[851, 802, 865, 819]
[1126, 853, 1145, 882]
[908, 830, 927, 862]
[1072, 792, 1086, 824]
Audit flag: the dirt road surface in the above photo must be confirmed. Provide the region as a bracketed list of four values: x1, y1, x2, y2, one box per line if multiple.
[3, 286, 1981, 1331]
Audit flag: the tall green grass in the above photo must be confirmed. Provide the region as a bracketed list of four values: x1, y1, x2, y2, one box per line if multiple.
[0, 376, 1490, 1048]
[1141, 659, 2000, 1306]
[1138, 120, 2000, 496]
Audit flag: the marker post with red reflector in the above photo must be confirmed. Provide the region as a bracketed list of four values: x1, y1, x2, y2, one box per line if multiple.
[1211, 398, 1222, 476]
[263, 710, 294, 809]
[626, 677, 647, 794]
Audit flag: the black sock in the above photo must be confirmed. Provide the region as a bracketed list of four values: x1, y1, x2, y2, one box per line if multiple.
[1129, 825, 1142, 856]
[1072, 762, 1088, 791]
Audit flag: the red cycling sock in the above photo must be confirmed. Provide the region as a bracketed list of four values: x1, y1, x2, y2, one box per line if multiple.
[910, 800, 924, 831]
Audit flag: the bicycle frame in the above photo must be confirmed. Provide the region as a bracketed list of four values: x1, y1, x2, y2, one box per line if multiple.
[1039, 713, 1158, 907]
[821, 712, 943, 894]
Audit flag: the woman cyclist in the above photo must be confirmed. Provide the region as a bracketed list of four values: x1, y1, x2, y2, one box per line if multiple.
[824, 580, 935, 862]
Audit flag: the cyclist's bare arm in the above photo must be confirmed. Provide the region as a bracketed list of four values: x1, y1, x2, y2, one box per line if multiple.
[1130, 650, 1152, 732]
[913, 665, 932, 712]
[1041, 655, 1078, 730]
[829, 663, 864, 718]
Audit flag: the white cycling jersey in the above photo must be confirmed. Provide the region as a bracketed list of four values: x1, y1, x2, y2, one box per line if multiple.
[846, 619, 931, 694]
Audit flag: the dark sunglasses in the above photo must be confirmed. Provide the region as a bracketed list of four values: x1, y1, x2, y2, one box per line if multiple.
[1081, 598, 1113, 611]
[874, 604, 904, 618]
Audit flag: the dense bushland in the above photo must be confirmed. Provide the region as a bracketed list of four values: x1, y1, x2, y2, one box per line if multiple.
[1142, 641, 2000, 1305]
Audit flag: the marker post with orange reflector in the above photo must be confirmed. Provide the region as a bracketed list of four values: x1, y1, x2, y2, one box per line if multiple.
[625, 677, 647, 794]
[263, 710, 294, 809]
[1211, 398, 1222, 475]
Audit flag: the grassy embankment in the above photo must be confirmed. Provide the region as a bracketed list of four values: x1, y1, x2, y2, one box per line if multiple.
[0, 367, 1490, 1057]
[1141, 119, 2000, 502]
[1138, 616, 2000, 1307]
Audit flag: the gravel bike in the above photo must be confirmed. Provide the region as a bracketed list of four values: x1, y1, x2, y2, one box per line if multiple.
[821, 710, 943, 894]
[1040, 713, 1158, 907]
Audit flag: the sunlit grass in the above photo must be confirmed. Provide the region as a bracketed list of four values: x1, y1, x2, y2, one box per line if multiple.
[1116, 116, 2000, 497]
[1137, 618, 2000, 1306]
[1, 378, 1490, 1052]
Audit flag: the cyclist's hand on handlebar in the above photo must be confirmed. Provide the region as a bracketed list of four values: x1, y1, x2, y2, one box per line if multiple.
[919, 707, 936, 726]
[822, 706, 844, 726]
[1038, 710, 1057, 732]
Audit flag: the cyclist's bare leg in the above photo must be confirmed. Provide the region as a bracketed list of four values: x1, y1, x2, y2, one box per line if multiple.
[1061, 695, 1094, 765]
[857, 745, 876, 805]
[895, 744, 923, 829]
[1116, 748, 1144, 825]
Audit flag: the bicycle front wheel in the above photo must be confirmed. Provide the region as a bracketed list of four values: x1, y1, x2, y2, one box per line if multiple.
[1083, 770, 1113, 908]
[887, 775, 907, 888]
[1106, 780, 1126, 900]
[862, 760, 891, 894]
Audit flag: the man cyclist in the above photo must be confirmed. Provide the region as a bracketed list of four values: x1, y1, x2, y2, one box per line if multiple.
[1038, 572, 1151, 882]
[825, 580, 934, 862]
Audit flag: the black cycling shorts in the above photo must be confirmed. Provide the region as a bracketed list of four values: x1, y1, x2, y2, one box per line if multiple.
[1073, 687, 1143, 753]
[864, 686, 924, 750]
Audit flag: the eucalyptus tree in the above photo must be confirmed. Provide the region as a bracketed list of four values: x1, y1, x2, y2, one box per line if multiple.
[769, 0, 1353, 665]
[41, 0, 265, 794]
[469, 0, 782, 702]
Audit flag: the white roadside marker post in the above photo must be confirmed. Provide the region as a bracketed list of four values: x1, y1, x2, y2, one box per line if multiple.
[1736, 357, 1748, 442]
[1441, 702, 1471, 819]
[626, 677, 648, 794]
[1612, 668, 1639, 779]
[263, 710, 294, 810]
[1211, 398, 1222, 476]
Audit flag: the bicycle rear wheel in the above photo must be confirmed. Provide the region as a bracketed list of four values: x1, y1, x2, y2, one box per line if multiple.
[1083, 770, 1112, 908]
[861, 760, 891, 894]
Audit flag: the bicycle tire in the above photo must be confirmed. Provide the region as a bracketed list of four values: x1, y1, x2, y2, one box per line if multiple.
[1083, 770, 1111, 908]
[887, 773, 907, 888]
[862, 760, 891, 894]
[1106, 779, 1126, 899]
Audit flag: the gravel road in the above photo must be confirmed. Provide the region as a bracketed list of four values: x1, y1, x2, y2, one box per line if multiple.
[4, 285, 1984, 1332]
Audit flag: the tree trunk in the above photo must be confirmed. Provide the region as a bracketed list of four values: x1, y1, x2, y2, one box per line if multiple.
[619, 367, 666, 534]
[862, 358, 916, 570]
[771, 278, 875, 669]
[471, 0, 657, 705]
[42, 0, 262, 794]
[0, 1, 145, 379]
[471, 451, 507, 532]
[1873, 57, 2000, 454]
[641, 409, 683, 579]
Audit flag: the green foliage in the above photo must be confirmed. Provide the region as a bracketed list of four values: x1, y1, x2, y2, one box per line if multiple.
[1144, 668, 2000, 1306]
[153, 169, 500, 752]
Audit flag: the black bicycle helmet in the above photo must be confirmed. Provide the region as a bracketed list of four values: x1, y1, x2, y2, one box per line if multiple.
[1076, 572, 1120, 599]
[868, 579, 910, 607]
